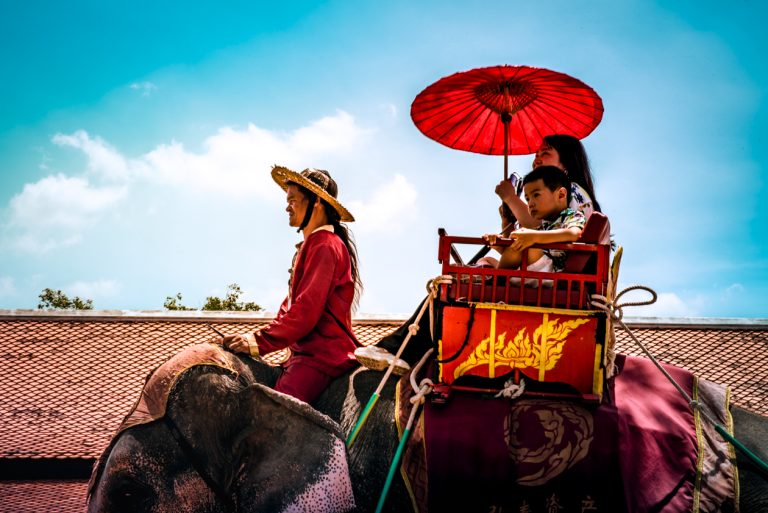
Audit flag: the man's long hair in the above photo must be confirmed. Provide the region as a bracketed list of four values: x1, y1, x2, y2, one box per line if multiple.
[323, 199, 363, 309]
[293, 184, 363, 310]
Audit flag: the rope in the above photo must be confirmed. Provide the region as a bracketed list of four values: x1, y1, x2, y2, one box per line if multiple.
[591, 286, 698, 410]
[375, 348, 434, 513]
[375, 275, 450, 397]
[591, 285, 768, 475]
[347, 275, 451, 447]
[495, 377, 526, 399]
[409, 348, 435, 402]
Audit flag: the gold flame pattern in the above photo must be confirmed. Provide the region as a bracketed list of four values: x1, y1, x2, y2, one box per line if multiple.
[453, 316, 590, 379]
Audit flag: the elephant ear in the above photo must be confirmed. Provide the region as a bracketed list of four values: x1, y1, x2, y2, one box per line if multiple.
[232, 383, 356, 513]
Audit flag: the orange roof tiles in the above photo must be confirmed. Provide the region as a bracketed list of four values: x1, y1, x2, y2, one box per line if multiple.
[0, 480, 87, 512]
[0, 312, 766, 513]
[0, 312, 765, 465]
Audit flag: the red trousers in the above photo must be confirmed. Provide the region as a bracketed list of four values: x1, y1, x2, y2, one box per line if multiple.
[274, 362, 333, 404]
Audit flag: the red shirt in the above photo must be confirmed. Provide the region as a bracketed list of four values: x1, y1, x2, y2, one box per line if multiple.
[255, 229, 358, 377]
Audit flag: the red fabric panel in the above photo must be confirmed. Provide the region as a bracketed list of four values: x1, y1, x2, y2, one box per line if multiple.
[614, 355, 697, 512]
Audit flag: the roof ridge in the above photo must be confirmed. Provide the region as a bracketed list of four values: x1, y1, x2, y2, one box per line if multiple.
[1, 309, 766, 327]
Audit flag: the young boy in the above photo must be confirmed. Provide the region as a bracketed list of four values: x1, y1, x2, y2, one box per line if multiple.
[486, 165, 586, 272]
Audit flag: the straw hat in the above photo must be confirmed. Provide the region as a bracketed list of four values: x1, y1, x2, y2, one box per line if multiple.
[271, 165, 355, 222]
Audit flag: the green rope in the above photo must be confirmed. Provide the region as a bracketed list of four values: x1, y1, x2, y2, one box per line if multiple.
[715, 424, 768, 475]
[346, 393, 379, 447]
[592, 287, 768, 477]
[347, 277, 448, 448]
[375, 348, 434, 512]
[375, 425, 411, 513]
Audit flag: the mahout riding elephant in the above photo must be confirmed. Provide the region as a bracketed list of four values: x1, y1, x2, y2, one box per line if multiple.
[87, 343, 410, 513]
[88, 343, 767, 513]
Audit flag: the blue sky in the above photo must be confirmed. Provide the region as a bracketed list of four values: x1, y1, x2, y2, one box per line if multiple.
[0, 0, 765, 318]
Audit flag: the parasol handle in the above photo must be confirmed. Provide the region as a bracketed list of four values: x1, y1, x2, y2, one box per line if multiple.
[467, 221, 515, 265]
[501, 111, 512, 181]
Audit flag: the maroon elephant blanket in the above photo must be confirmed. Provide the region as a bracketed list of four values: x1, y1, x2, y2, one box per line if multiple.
[396, 354, 737, 513]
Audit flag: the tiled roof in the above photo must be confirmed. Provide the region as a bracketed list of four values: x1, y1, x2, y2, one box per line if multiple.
[0, 480, 87, 512]
[0, 312, 766, 463]
[0, 312, 400, 461]
[0, 312, 766, 513]
[616, 321, 768, 414]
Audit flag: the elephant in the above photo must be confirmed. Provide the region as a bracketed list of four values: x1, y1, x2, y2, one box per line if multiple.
[87, 342, 768, 513]
[87, 343, 410, 513]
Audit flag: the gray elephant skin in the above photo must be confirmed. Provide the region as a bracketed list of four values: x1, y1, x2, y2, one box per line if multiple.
[87, 345, 768, 513]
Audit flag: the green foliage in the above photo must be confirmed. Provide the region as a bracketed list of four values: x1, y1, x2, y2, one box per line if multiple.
[164, 293, 194, 311]
[38, 288, 94, 310]
[202, 283, 262, 312]
[164, 284, 262, 312]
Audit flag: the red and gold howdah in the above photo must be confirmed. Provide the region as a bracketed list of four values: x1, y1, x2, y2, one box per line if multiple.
[435, 215, 613, 402]
[438, 303, 607, 401]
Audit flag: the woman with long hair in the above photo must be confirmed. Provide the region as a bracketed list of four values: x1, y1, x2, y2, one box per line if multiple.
[495, 134, 601, 233]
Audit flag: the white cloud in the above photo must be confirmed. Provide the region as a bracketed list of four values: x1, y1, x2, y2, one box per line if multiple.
[3, 111, 372, 254]
[0, 276, 15, 297]
[348, 174, 418, 234]
[288, 110, 370, 155]
[6, 174, 125, 253]
[139, 110, 370, 198]
[53, 131, 130, 181]
[129, 81, 157, 96]
[138, 129, 276, 198]
[67, 279, 121, 299]
[49, 110, 370, 199]
[626, 291, 699, 318]
[9, 174, 126, 230]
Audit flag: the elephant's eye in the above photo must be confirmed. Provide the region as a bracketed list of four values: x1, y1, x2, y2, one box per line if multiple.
[108, 475, 155, 511]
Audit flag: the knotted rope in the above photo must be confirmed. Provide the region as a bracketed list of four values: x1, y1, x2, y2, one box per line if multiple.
[409, 347, 435, 405]
[375, 348, 435, 513]
[346, 275, 452, 447]
[495, 377, 526, 399]
[591, 285, 768, 474]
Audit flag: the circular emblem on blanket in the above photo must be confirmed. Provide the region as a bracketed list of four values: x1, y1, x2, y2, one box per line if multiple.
[504, 400, 593, 486]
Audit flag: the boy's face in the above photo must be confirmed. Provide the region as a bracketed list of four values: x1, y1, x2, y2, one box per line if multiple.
[523, 179, 568, 220]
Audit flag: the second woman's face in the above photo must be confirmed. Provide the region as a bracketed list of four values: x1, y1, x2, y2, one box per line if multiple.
[532, 143, 563, 170]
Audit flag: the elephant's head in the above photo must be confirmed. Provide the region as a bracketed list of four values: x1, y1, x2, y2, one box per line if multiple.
[88, 362, 355, 513]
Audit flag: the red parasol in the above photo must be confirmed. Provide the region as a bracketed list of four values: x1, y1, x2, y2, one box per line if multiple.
[411, 65, 603, 179]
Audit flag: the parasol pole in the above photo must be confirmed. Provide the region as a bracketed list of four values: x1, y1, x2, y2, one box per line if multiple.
[501, 82, 512, 181]
[502, 112, 510, 181]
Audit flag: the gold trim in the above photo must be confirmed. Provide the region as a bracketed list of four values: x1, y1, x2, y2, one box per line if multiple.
[592, 344, 603, 396]
[394, 380, 403, 435]
[692, 376, 704, 512]
[437, 338, 444, 382]
[538, 313, 549, 381]
[471, 302, 599, 317]
[598, 314, 611, 393]
[608, 246, 624, 300]
[726, 387, 739, 508]
[489, 309, 497, 378]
